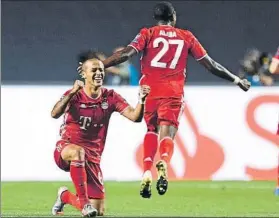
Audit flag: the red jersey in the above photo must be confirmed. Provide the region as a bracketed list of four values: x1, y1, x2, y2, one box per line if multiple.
[128, 25, 207, 98]
[59, 88, 129, 164]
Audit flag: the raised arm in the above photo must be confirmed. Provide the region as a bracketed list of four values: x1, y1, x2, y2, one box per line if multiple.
[120, 85, 150, 122]
[198, 55, 251, 91]
[102, 46, 137, 69]
[51, 80, 83, 119]
[102, 28, 149, 69]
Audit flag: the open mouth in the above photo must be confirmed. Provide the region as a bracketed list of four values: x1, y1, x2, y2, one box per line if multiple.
[93, 75, 103, 83]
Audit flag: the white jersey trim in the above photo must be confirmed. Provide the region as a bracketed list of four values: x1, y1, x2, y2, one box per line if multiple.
[120, 105, 130, 114]
[196, 53, 208, 61]
[128, 44, 139, 53]
[138, 75, 146, 85]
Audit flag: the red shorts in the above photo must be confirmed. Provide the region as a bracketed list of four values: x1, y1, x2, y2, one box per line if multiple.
[144, 97, 185, 131]
[54, 140, 105, 199]
[277, 123, 279, 135]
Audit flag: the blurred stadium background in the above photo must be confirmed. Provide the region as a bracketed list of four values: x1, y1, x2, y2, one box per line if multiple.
[2, 1, 279, 217]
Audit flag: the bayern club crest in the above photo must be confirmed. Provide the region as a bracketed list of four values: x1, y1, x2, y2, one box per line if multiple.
[101, 101, 108, 109]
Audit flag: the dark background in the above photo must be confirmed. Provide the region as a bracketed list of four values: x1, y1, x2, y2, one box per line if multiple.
[2, 0, 279, 84]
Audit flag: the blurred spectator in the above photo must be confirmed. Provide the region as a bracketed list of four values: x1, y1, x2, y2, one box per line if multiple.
[238, 48, 274, 86]
[97, 47, 140, 86]
[269, 47, 279, 74]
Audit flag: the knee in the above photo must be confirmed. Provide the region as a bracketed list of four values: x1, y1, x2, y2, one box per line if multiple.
[159, 125, 177, 140]
[61, 145, 85, 161]
[70, 146, 85, 160]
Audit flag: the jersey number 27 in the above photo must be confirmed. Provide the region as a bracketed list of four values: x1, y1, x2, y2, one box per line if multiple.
[151, 37, 184, 69]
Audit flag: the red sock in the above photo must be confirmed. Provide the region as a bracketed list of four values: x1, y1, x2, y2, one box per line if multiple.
[159, 137, 174, 164]
[143, 132, 158, 172]
[61, 190, 82, 210]
[70, 160, 89, 207]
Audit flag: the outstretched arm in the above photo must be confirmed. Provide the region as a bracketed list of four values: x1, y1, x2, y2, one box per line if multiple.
[102, 46, 137, 69]
[198, 55, 251, 91]
[121, 85, 150, 122]
[199, 55, 238, 82]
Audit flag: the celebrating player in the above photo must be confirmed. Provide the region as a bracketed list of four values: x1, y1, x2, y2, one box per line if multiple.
[86, 2, 251, 198]
[269, 47, 279, 74]
[51, 52, 150, 217]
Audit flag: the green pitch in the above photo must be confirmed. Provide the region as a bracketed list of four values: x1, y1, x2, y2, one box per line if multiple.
[2, 181, 279, 217]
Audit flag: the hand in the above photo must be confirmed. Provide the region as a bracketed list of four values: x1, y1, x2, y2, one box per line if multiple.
[238, 79, 251, 92]
[139, 85, 150, 104]
[71, 80, 84, 94]
[77, 62, 83, 74]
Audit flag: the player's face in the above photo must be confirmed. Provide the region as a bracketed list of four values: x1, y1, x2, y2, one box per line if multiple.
[83, 59, 105, 88]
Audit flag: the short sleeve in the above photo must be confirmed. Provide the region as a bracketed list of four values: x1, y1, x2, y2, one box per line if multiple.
[113, 91, 129, 113]
[189, 32, 207, 61]
[274, 47, 279, 60]
[128, 28, 149, 53]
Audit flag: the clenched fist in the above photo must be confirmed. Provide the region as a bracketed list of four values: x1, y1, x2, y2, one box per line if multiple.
[238, 79, 251, 92]
[139, 85, 151, 104]
[71, 80, 84, 94]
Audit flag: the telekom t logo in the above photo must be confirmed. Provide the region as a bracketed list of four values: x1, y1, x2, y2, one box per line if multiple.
[79, 116, 92, 130]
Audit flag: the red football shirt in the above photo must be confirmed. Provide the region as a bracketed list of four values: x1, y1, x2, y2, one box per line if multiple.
[128, 25, 207, 98]
[59, 88, 129, 164]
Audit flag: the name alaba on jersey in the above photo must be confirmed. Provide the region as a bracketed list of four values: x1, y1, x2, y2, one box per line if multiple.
[128, 25, 207, 98]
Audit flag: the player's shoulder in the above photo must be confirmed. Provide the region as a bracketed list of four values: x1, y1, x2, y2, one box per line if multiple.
[61, 88, 81, 102]
[63, 89, 73, 96]
[175, 27, 195, 38]
[136, 26, 153, 37]
[101, 88, 120, 100]
[61, 89, 75, 99]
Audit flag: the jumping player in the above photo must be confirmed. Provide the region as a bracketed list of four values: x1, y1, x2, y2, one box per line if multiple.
[51, 53, 150, 217]
[97, 2, 251, 198]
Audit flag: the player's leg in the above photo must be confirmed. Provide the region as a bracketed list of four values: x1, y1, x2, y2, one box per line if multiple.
[53, 141, 97, 217]
[140, 98, 159, 198]
[89, 199, 105, 216]
[156, 98, 184, 195]
[155, 125, 177, 195]
[86, 162, 105, 216]
[53, 141, 80, 215]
